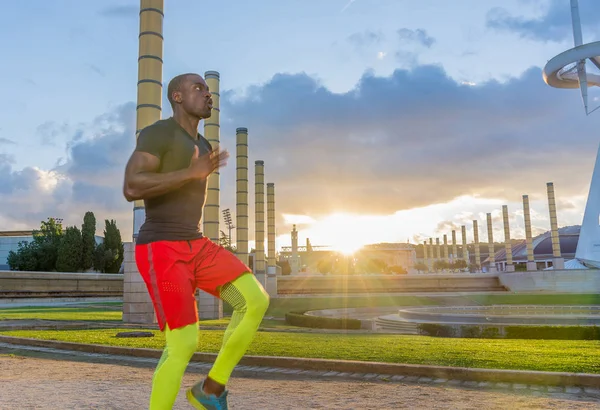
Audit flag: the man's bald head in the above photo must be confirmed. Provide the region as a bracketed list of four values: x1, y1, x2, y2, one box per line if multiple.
[166, 73, 213, 119]
[167, 73, 197, 109]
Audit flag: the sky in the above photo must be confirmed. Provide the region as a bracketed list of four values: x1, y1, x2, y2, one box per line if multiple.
[2, 0, 600, 253]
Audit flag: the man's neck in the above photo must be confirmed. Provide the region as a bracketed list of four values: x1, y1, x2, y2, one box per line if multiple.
[172, 111, 200, 139]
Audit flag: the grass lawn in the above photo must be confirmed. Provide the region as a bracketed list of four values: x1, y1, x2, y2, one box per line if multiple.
[2, 294, 598, 323]
[260, 293, 600, 317]
[2, 327, 600, 374]
[0, 306, 295, 330]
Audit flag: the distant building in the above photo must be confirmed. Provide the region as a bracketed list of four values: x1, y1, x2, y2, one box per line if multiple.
[0, 230, 104, 270]
[483, 225, 580, 271]
[278, 241, 417, 273]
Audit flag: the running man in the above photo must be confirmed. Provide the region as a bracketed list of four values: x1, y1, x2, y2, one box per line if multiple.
[123, 72, 270, 410]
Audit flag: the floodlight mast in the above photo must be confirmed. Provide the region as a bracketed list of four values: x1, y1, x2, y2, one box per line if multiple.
[570, 0, 589, 113]
[571, 0, 583, 47]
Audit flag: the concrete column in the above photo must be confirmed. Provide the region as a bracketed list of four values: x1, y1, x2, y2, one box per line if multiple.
[435, 237, 441, 261]
[422, 240, 428, 271]
[443, 234, 449, 263]
[547, 182, 565, 269]
[122, 242, 156, 324]
[473, 220, 481, 271]
[266, 182, 277, 296]
[461, 225, 469, 264]
[235, 128, 249, 265]
[254, 160, 266, 285]
[124, 0, 164, 325]
[523, 195, 537, 271]
[486, 213, 497, 273]
[451, 230, 457, 263]
[428, 238, 434, 271]
[291, 224, 300, 274]
[197, 70, 223, 320]
[502, 205, 515, 272]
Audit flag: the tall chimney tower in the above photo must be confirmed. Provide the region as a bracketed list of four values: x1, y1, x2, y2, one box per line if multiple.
[461, 225, 469, 265]
[443, 234, 449, 264]
[125, 0, 164, 325]
[235, 128, 249, 265]
[198, 70, 223, 320]
[429, 238, 434, 271]
[254, 161, 266, 285]
[291, 224, 300, 274]
[435, 237, 441, 261]
[486, 213, 497, 273]
[451, 230, 457, 263]
[473, 220, 481, 271]
[422, 240, 428, 271]
[502, 205, 515, 272]
[203, 71, 221, 243]
[266, 182, 277, 295]
[523, 195, 537, 271]
[547, 182, 565, 269]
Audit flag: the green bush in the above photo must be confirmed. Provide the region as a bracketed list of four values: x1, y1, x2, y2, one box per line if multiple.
[285, 311, 362, 330]
[481, 327, 501, 338]
[417, 323, 455, 337]
[460, 325, 481, 338]
[505, 326, 600, 340]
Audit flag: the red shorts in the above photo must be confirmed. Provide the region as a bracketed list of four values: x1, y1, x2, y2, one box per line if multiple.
[135, 237, 251, 331]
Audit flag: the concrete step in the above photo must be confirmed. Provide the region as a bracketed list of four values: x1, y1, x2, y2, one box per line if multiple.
[375, 318, 419, 334]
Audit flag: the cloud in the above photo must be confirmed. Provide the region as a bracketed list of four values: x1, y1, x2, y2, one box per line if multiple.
[4, 61, 599, 242]
[486, 0, 600, 42]
[0, 137, 16, 145]
[36, 121, 71, 146]
[0, 104, 136, 236]
[99, 5, 138, 18]
[219, 62, 598, 226]
[347, 30, 383, 48]
[397, 28, 435, 48]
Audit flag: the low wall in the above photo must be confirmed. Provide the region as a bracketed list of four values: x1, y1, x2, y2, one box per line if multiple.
[0, 270, 123, 298]
[277, 273, 506, 295]
[499, 269, 600, 293]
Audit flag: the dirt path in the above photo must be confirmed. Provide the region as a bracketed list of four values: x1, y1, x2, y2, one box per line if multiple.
[1, 352, 599, 409]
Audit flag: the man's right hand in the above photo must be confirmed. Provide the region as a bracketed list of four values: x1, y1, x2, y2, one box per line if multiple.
[188, 145, 230, 180]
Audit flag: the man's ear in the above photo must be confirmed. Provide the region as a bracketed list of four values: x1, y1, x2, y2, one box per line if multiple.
[172, 91, 182, 104]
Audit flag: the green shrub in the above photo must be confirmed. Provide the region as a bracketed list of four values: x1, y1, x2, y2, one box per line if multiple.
[284, 311, 362, 330]
[481, 327, 501, 338]
[417, 323, 455, 337]
[505, 326, 600, 340]
[460, 325, 481, 338]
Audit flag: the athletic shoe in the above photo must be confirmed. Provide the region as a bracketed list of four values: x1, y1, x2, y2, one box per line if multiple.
[186, 380, 229, 410]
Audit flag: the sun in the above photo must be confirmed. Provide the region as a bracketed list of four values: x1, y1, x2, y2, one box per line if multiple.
[332, 240, 364, 256]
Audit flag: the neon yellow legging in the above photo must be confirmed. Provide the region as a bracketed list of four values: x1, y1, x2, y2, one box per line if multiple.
[149, 272, 269, 409]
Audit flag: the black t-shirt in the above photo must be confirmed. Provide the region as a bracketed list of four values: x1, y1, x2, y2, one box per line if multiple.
[134, 117, 212, 245]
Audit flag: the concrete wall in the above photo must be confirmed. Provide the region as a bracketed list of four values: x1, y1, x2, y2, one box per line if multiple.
[499, 269, 600, 293]
[277, 273, 506, 295]
[0, 270, 123, 298]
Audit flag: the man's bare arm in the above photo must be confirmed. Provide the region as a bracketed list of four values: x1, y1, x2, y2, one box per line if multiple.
[122, 151, 193, 202]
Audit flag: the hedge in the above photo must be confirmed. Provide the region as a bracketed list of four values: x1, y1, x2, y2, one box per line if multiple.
[417, 323, 600, 340]
[284, 311, 362, 330]
[505, 325, 600, 340]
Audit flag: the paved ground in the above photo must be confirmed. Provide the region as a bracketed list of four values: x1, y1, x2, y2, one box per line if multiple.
[1, 344, 599, 409]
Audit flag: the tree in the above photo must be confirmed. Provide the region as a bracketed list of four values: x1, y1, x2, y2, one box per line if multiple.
[277, 260, 291, 275]
[451, 259, 468, 272]
[7, 241, 38, 271]
[102, 219, 124, 273]
[414, 262, 428, 273]
[56, 226, 83, 272]
[219, 230, 236, 253]
[33, 218, 64, 271]
[389, 265, 407, 275]
[316, 257, 333, 274]
[81, 211, 96, 271]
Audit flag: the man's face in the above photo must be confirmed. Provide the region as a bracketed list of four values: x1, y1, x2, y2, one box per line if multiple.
[178, 74, 213, 119]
